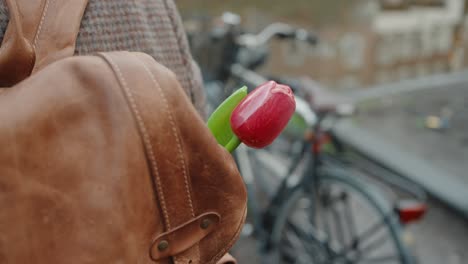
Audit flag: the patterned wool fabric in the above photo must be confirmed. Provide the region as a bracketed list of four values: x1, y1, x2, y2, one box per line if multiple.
[0, 0, 206, 117]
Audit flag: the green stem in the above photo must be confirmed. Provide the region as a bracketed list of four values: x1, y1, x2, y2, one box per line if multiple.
[225, 135, 242, 153]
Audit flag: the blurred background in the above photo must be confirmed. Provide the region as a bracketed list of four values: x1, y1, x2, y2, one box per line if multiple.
[176, 0, 468, 263]
[179, 0, 468, 89]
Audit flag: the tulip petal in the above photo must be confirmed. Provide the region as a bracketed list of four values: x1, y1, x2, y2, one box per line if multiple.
[231, 81, 296, 148]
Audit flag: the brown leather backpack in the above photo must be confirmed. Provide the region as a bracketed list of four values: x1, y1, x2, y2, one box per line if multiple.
[0, 1, 247, 263]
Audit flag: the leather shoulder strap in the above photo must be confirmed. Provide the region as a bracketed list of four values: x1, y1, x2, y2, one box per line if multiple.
[0, 0, 88, 86]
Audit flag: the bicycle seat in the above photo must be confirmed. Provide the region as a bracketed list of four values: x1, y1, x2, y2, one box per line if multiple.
[298, 77, 354, 116]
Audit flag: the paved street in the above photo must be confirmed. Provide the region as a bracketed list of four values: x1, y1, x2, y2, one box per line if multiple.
[355, 82, 468, 186]
[355, 81, 468, 263]
[407, 198, 468, 264]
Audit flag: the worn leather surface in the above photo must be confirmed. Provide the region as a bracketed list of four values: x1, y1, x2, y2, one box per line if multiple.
[0, 52, 247, 263]
[150, 212, 221, 261]
[0, 0, 35, 86]
[0, 0, 88, 86]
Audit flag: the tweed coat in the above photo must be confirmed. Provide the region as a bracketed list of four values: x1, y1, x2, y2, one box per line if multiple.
[0, 0, 206, 117]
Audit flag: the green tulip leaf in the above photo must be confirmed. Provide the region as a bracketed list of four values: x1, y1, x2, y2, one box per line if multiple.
[207, 86, 248, 149]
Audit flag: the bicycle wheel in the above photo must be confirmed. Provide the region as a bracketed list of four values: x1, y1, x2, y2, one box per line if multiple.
[270, 166, 413, 264]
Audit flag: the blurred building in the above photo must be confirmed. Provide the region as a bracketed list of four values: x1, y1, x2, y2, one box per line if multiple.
[265, 0, 468, 90]
[372, 0, 466, 84]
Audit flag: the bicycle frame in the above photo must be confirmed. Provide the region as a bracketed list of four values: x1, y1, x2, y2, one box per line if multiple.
[225, 60, 419, 264]
[191, 14, 424, 263]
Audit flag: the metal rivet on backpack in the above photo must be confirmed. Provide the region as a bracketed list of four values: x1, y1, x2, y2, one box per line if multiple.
[158, 240, 169, 251]
[200, 218, 211, 229]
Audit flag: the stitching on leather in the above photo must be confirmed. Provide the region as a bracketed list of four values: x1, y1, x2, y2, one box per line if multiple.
[138, 59, 196, 218]
[138, 56, 199, 264]
[7, 0, 35, 70]
[33, 0, 52, 50]
[99, 53, 171, 228]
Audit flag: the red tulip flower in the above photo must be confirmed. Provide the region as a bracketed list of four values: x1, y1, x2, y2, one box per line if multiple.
[230, 81, 296, 148]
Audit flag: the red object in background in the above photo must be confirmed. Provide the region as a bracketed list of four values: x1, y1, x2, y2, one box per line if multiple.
[231, 81, 296, 148]
[312, 132, 332, 154]
[396, 200, 427, 224]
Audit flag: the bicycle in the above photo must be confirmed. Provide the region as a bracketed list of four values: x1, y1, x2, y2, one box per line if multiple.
[186, 12, 427, 264]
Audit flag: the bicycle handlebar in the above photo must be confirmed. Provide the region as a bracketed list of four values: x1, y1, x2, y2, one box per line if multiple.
[236, 23, 318, 48]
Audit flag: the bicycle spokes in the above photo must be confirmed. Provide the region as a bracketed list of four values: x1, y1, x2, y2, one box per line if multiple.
[316, 185, 404, 263]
